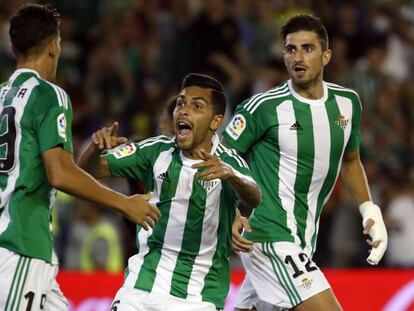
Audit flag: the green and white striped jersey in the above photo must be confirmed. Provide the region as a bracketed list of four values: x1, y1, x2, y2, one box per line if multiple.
[223, 80, 362, 256]
[0, 69, 73, 264]
[104, 134, 254, 308]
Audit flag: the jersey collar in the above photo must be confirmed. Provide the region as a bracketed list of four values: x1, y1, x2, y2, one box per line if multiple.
[9, 68, 41, 83]
[287, 79, 328, 106]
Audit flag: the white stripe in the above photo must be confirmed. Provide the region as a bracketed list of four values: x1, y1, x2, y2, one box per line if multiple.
[303, 105, 331, 255]
[0, 78, 39, 235]
[151, 157, 195, 292]
[244, 84, 288, 112]
[276, 100, 300, 245]
[138, 135, 173, 147]
[229, 149, 248, 168]
[140, 139, 174, 149]
[250, 92, 290, 114]
[125, 148, 174, 288]
[327, 84, 359, 97]
[315, 96, 354, 234]
[186, 181, 222, 299]
[48, 83, 63, 107]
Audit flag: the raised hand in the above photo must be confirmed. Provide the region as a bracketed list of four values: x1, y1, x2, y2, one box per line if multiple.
[192, 149, 235, 181]
[123, 192, 161, 230]
[92, 122, 128, 150]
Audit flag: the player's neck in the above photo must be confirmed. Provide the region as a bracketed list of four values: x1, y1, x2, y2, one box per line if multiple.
[16, 56, 56, 82]
[291, 78, 324, 100]
[182, 141, 213, 160]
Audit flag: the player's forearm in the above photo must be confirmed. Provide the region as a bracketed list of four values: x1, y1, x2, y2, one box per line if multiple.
[228, 171, 261, 209]
[341, 156, 371, 205]
[53, 163, 127, 213]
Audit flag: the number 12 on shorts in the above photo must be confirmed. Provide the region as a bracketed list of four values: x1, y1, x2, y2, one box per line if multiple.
[285, 253, 318, 279]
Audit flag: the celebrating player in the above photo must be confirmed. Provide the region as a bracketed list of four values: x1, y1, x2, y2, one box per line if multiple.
[224, 15, 388, 311]
[78, 73, 261, 311]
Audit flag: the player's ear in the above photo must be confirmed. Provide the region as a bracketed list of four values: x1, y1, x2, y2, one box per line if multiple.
[48, 36, 60, 59]
[210, 114, 223, 131]
[322, 49, 332, 66]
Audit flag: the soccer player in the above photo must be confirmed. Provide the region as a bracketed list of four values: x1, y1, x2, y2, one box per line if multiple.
[78, 73, 261, 311]
[0, 4, 160, 310]
[223, 15, 388, 310]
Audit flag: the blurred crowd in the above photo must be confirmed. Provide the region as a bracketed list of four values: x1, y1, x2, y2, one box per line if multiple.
[0, 0, 413, 271]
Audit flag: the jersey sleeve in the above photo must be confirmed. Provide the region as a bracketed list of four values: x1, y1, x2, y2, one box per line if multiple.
[219, 147, 257, 203]
[32, 84, 73, 154]
[345, 93, 363, 152]
[222, 99, 267, 153]
[103, 143, 150, 181]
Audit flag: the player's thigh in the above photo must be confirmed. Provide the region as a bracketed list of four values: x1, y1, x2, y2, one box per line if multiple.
[0, 247, 67, 311]
[292, 288, 342, 311]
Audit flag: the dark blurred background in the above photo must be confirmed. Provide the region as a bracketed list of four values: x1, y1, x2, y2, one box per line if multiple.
[1, 0, 413, 272]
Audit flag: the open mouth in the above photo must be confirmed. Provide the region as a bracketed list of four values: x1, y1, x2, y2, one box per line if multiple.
[176, 120, 192, 139]
[294, 66, 307, 73]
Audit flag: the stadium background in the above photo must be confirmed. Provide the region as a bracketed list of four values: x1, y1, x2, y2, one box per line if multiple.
[0, 0, 413, 310]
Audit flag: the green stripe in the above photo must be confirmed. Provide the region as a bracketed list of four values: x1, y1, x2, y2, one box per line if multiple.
[4, 257, 23, 311]
[292, 102, 315, 248]
[135, 157, 181, 291]
[311, 99, 344, 252]
[14, 258, 31, 311]
[262, 243, 299, 306]
[9, 257, 28, 311]
[170, 177, 207, 298]
[269, 244, 302, 304]
[201, 183, 234, 309]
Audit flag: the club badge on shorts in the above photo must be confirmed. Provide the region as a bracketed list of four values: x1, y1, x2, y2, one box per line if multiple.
[225, 114, 246, 140]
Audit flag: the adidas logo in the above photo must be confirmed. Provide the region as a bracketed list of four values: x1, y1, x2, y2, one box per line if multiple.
[157, 171, 170, 181]
[289, 121, 303, 131]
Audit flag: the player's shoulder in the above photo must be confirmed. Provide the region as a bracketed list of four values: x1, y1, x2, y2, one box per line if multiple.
[215, 142, 249, 169]
[326, 81, 360, 100]
[238, 82, 291, 115]
[33, 78, 70, 109]
[137, 135, 175, 151]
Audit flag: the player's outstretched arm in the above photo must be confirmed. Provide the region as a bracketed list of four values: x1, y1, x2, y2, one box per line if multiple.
[192, 149, 261, 208]
[43, 146, 160, 230]
[78, 122, 127, 178]
[342, 150, 388, 265]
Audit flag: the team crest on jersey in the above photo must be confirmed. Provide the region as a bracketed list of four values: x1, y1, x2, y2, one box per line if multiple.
[57, 113, 67, 140]
[225, 114, 246, 140]
[198, 179, 219, 192]
[113, 143, 137, 159]
[335, 114, 349, 130]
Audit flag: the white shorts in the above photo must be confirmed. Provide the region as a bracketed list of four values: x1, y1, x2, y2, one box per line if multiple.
[235, 242, 330, 309]
[111, 287, 220, 311]
[0, 247, 67, 311]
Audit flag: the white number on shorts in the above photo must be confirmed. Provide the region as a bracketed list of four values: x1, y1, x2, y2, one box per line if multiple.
[285, 253, 318, 279]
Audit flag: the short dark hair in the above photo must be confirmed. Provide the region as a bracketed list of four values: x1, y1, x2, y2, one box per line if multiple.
[181, 73, 227, 115]
[9, 4, 60, 57]
[280, 15, 329, 51]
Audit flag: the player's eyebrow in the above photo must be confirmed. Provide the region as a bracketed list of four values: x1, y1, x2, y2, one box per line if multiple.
[191, 96, 208, 104]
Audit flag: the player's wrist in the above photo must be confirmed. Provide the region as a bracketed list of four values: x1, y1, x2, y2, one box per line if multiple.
[359, 201, 382, 224]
